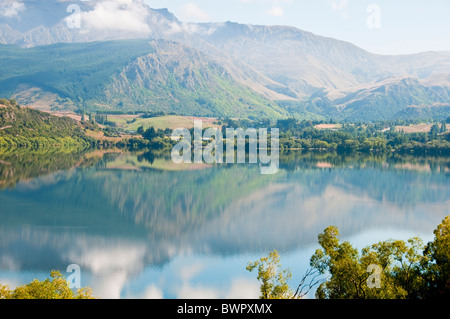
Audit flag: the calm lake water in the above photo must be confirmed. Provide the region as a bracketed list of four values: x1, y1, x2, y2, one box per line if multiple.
[0, 150, 449, 299]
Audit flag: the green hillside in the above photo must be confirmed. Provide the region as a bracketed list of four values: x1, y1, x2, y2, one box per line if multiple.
[0, 99, 93, 151]
[0, 40, 155, 105]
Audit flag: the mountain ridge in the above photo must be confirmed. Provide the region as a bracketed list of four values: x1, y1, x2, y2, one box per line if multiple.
[0, 0, 449, 121]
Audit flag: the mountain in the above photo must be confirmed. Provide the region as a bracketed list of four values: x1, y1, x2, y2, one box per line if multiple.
[192, 22, 450, 93]
[0, 39, 287, 118]
[0, 0, 449, 121]
[323, 77, 450, 121]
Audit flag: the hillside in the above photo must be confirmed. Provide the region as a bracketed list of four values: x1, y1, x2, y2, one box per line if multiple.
[326, 78, 450, 121]
[0, 99, 92, 150]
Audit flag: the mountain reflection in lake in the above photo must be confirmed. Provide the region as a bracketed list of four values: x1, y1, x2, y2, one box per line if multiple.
[0, 150, 448, 299]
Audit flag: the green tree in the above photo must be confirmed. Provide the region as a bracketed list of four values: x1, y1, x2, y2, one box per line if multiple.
[361, 237, 426, 299]
[440, 121, 447, 133]
[142, 126, 157, 141]
[88, 113, 94, 125]
[429, 124, 440, 139]
[310, 217, 450, 299]
[309, 226, 388, 299]
[422, 216, 450, 298]
[309, 226, 429, 299]
[246, 250, 296, 299]
[247, 219, 449, 300]
[0, 271, 96, 299]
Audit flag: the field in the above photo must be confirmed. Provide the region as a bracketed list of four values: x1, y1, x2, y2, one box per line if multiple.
[314, 124, 342, 130]
[84, 129, 133, 142]
[42, 110, 221, 133]
[395, 123, 433, 133]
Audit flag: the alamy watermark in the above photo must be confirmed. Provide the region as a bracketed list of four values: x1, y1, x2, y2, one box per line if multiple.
[66, 264, 81, 289]
[66, 4, 82, 29]
[367, 4, 381, 29]
[171, 121, 279, 175]
[367, 264, 382, 289]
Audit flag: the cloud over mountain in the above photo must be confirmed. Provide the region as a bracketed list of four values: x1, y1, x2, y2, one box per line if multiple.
[73, 0, 152, 34]
[0, 0, 26, 18]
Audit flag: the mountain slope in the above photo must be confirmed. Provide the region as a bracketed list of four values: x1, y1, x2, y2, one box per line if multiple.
[193, 22, 375, 94]
[189, 22, 450, 96]
[0, 39, 156, 108]
[333, 77, 450, 121]
[0, 39, 287, 118]
[103, 39, 287, 118]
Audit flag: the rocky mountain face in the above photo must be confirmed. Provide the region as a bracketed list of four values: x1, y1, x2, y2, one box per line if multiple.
[0, 0, 449, 121]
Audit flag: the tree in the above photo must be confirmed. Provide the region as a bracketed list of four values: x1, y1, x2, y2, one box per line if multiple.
[429, 124, 440, 139]
[0, 271, 96, 299]
[246, 250, 296, 299]
[441, 121, 447, 133]
[247, 218, 449, 299]
[338, 139, 360, 152]
[142, 126, 157, 141]
[309, 217, 450, 299]
[309, 225, 432, 299]
[361, 237, 426, 299]
[310, 226, 379, 299]
[422, 216, 450, 298]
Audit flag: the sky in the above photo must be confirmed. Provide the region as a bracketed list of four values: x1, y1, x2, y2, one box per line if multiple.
[144, 0, 450, 55]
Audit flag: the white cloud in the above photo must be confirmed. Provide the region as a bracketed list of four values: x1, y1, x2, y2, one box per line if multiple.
[267, 5, 284, 17]
[0, 0, 25, 18]
[224, 278, 260, 299]
[331, 0, 349, 19]
[66, 243, 146, 274]
[143, 284, 164, 299]
[61, 238, 147, 299]
[90, 271, 128, 299]
[175, 277, 260, 299]
[167, 21, 219, 36]
[69, 0, 153, 34]
[173, 260, 260, 299]
[177, 283, 220, 299]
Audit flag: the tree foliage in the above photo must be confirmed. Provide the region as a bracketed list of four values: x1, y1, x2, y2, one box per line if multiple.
[0, 271, 96, 299]
[422, 215, 450, 297]
[274, 120, 450, 155]
[246, 250, 296, 299]
[310, 216, 449, 299]
[0, 100, 94, 151]
[249, 216, 449, 299]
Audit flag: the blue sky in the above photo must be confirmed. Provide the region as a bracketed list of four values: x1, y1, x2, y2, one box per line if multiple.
[145, 0, 450, 55]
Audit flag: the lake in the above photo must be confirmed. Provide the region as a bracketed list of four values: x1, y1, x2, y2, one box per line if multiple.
[0, 150, 448, 299]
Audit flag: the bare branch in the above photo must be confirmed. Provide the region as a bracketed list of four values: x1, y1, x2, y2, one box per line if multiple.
[293, 268, 326, 299]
